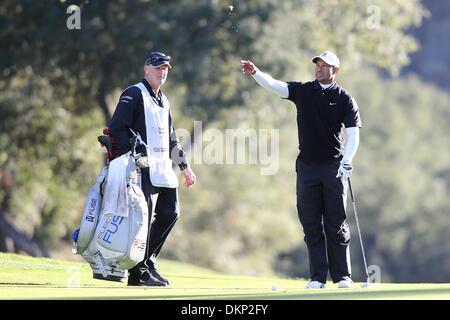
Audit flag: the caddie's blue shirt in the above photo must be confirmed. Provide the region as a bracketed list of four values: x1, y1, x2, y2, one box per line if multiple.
[286, 80, 362, 165]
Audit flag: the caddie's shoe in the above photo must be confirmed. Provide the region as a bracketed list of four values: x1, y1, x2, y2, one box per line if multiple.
[337, 279, 353, 288]
[149, 268, 170, 285]
[305, 281, 326, 289]
[127, 274, 167, 287]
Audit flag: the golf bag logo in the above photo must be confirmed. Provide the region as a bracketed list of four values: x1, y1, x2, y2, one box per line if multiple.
[85, 198, 98, 223]
[132, 239, 146, 250]
[98, 216, 125, 244]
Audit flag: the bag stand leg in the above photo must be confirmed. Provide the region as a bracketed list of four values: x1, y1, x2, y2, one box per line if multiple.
[91, 252, 127, 282]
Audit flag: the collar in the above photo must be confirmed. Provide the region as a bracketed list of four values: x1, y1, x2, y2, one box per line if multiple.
[142, 78, 163, 100]
[313, 80, 338, 91]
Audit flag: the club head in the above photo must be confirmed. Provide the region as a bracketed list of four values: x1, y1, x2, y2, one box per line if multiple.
[360, 282, 371, 289]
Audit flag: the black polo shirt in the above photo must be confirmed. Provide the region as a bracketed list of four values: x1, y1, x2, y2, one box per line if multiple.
[108, 79, 188, 170]
[286, 80, 362, 165]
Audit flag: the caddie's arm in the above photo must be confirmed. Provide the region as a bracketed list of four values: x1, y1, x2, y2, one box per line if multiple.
[240, 60, 289, 98]
[109, 86, 141, 158]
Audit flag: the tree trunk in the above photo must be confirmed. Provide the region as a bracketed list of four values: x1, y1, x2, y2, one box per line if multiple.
[0, 168, 49, 257]
[97, 83, 112, 126]
[0, 214, 49, 257]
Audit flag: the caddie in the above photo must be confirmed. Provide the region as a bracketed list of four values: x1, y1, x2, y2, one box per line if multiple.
[109, 51, 196, 287]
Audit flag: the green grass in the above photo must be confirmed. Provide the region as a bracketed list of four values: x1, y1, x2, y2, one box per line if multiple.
[0, 253, 449, 300]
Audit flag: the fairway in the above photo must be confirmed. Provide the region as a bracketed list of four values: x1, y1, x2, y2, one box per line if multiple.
[0, 253, 449, 300]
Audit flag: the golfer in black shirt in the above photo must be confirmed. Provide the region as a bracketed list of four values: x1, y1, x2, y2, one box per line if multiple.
[241, 52, 362, 289]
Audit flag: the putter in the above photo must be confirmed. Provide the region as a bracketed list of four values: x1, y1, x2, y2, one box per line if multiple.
[347, 177, 371, 288]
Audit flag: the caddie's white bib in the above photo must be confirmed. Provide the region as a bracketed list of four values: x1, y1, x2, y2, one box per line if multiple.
[134, 83, 178, 188]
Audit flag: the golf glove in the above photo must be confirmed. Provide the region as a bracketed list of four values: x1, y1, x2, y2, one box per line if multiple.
[336, 160, 352, 179]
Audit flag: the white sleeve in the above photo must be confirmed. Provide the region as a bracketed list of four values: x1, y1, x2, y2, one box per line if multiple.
[252, 69, 289, 98]
[343, 127, 360, 164]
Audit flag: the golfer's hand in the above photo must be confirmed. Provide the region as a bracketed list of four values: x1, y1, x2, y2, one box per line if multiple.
[183, 166, 196, 190]
[240, 60, 258, 76]
[336, 160, 353, 179]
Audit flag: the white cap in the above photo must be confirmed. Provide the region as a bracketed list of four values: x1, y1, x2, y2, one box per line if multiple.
[312, 51, 340, 68]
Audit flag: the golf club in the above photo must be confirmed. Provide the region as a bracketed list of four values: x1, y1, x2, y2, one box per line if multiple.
[347, 177, 371, 288]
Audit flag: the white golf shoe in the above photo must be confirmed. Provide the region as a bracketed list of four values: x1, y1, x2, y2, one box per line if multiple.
[337, 279, 353, 288]
[305, 281, 326, 289]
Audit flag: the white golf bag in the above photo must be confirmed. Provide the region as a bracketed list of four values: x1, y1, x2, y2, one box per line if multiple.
[72, 152, 149, 282]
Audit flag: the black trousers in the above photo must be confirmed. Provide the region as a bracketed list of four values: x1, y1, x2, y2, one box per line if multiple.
[296, 158, 351, 283]
[128, 168, 179, 279]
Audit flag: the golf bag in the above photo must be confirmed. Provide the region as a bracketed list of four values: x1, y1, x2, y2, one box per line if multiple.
[72, 130, 149, 282]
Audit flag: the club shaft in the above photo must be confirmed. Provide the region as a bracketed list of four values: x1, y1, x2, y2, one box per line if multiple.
[348, 178, 370, 281]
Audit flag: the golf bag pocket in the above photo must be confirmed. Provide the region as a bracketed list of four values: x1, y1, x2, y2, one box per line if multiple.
[75, 167, 108, 254]
[95, 215, 128, 253]
[94, 182, 148, 270]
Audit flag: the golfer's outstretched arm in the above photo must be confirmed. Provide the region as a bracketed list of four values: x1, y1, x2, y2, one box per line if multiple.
[241, 60, 289, 98]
